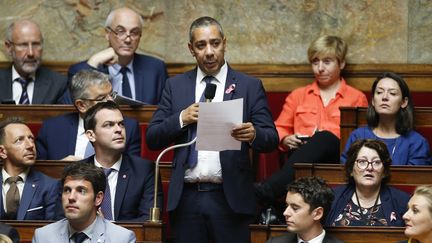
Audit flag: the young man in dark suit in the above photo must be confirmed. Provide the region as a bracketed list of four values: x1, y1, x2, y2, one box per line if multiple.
[0, 20, 67, 104]
[267, 177, 344, 243]
[146, 16, 279, 243]
[80, 101, 162, 221]
[67, 7, 168, 105]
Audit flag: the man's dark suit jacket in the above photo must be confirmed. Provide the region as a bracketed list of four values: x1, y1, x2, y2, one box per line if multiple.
[146, 66, 279, 215]
[0, 222, 20, 243]
[67, 53, 168, 105]
[0, 167, 60, 220]
[0, 66, 67, 104]
[35, 112, 141, 160]
[81, 154, 163, 221]
[266, 232, 345, 243]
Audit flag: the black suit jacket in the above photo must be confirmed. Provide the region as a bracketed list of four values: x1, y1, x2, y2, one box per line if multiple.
[266, 232, 345, 243]
[146, 66, 279, 215]
[0, 66, 67, 104]
[81, 154, 163, 221]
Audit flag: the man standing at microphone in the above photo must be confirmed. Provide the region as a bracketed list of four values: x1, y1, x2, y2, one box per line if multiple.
[146, 16, 278, 243]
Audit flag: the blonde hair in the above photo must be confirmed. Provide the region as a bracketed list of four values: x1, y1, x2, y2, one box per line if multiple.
[0, 234, 13, 243]
[413, 185, 432, 215]
[307, 35, 347, 65]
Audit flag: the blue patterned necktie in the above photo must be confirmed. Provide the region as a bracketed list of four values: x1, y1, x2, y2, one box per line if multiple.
[120, 67, 132, 98]
[17, 77, 31, 104]
[186, 76, 213, 168]
[100, 168, 113, 220]
[73, 232, 88, 243]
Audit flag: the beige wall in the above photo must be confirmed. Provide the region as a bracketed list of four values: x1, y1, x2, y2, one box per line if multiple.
[0, 0, 430, 64]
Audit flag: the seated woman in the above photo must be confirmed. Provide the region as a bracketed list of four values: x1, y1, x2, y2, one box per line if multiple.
[255, 35, 367, 203]
[326, 139, 409, 226]
[341, 72, 431, 165]
[399, 185, 432, 243]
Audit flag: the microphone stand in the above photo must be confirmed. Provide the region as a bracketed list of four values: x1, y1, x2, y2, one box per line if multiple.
[149, 137, 197, 222]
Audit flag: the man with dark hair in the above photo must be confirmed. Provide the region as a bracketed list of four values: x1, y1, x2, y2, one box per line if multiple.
[267, 177, 343, 243]
[32, 162, 136, 242]
[0, 117, 59, 220]
[67, 7, 168, 104]
[146, 16, 278, 242]
[0, 20, 67, 104]
[81, 101, 162, 221]
[36, 69, 141, 160]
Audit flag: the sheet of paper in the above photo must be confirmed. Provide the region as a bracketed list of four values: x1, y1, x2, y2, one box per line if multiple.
[196, 98, 243, 151]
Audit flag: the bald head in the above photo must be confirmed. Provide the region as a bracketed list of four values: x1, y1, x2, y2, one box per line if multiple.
[105, 7, 143, 29]
[5, 19, 43, 78]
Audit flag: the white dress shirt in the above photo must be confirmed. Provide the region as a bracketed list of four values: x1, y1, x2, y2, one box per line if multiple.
[2, 168, 28, 212]
[74, 117, 88, 158]
[108, 61, 136, 100]
[297, 229, 326, 243]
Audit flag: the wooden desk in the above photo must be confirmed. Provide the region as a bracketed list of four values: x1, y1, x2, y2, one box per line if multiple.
[0, 220, 163, 243]
[0, 105, 157, 124]
[340, 106, 432, 152]
[250, 224, 406, 243]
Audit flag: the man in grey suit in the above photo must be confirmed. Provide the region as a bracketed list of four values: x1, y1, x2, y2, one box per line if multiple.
[267, 177, 344, 243]
[0, 19, 67, 104]
[32, 162, 135, 243]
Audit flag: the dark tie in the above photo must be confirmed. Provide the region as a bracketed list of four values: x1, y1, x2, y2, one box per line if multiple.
[6, 176, 22, 219]
[120, 67, 132, 98]
[100, 168, 113, 220]
[73, 232, 88, 243]
[186, 76, 213, 168]
[17, 77, 30, 104]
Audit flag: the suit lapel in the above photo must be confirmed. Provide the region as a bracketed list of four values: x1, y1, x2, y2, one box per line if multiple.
[32, 69, 50, 104]
[132, 54, 143, 101]
[67, 113, 80, 155]
[0, 173, 4, 218]
[223, 66, 237, 101]
[93, 216, 106, 243]
[114, 155, 130, 219]
[17, 168, 38, 219]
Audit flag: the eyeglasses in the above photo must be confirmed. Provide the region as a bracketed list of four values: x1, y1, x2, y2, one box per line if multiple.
[106, 26, 141, 40]
[81, 91, 117, 102]
[355, 159, 383, 170]
[9, 41, 42, 51]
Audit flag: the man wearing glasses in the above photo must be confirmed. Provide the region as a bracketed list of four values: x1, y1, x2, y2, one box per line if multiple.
[0, 20, 68, 104]
[36, 70, 141, 160]
[67, 7, 168, 105]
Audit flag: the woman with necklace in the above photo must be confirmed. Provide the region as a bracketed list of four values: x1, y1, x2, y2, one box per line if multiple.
[341, 72, 431, 165]
[398, 185, 432, 243]
[326, 139, 409, 226]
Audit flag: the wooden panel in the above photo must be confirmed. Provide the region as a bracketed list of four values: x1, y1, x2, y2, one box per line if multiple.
[0, 220, 163, 243]
[2, 62, 432, 92]
[250, 224, 406, 243]
[0, 105, 157, 124]
[294, 163, 432, 187]
[340, 106, 432, 153]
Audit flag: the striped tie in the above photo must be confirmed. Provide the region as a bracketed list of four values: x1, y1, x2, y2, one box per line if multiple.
[17, 77, 31, 104]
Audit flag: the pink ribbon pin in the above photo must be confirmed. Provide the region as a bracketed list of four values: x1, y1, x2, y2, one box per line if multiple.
[390, 212, 397, 221]
[225, 84, 236, 94]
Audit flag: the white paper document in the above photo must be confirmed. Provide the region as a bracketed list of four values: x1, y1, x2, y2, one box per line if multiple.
[196, 98, 243, 151]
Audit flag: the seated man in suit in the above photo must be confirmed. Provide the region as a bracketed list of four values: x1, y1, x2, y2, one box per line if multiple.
[267, 177, 343, 243]
[80, 101, 162, 221]
[36, 70, 141, 160]
[67, 7, 168, 105]
[0, 19, 67, 104]
[0, 117, 59, 220]
[32, 162, 136, 242]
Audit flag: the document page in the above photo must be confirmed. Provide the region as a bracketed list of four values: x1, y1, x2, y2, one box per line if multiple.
[196, 98, 243, 151]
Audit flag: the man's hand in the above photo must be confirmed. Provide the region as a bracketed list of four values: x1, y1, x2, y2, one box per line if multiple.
[87, 47, 118, 68]
[282, 134, 306, 150]
[231, 122, 256, 143]
[61, 155, 83, 161]
[181, 103, 199, 126]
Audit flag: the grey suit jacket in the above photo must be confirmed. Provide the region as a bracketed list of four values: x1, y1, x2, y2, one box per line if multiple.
[32, 215, 136, 243]
[0, 66, 67, 104]
[266, 232, 344, 243]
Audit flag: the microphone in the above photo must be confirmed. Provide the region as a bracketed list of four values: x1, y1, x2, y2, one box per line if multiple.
[149, 81, 217, 222]
[204, 83, 217, 102]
